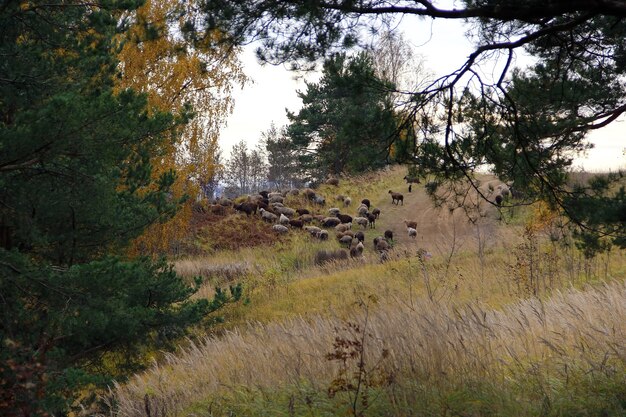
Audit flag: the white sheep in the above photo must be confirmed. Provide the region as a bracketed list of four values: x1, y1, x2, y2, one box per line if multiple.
[279, 213, 289, 225]
[328, 207, 341, 217]
[273, 224, 289, 234]
[259, 208, 278, 223]
[304, 225, 322, 236]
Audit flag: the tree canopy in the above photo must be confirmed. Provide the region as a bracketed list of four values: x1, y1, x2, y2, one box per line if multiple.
[203, 0, 626, 245]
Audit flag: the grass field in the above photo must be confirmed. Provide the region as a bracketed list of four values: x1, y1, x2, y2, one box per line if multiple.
[99, 167, 626, 417]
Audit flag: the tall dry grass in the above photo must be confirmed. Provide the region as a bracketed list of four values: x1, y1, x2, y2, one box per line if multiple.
[105, 280, 626, 416]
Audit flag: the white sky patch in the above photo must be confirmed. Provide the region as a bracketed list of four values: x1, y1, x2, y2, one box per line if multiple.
[218, 14, 626, 172]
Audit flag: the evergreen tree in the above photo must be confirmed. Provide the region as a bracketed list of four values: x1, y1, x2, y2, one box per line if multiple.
[286, 53, 399, 179]
[0, 2, 239, 414]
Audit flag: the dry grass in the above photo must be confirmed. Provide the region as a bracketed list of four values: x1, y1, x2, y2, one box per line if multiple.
[106, 280, 626, 417]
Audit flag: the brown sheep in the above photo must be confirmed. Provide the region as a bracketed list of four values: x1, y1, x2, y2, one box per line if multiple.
[300, 214, 314, 223]
[296, 208, 310, 215]
[384, 230, 393, 241]
[367, 213, 377, 229]
[234, 202, 257, 216]
[314, 249, 348, 265]
[372, 208, 381, 218]
[289, 219, 304, 229]
[388, 190, 404, 205]
[325, 177, 339, 186]
[404, 220, 417, 229]
[337, 213, 353, 224]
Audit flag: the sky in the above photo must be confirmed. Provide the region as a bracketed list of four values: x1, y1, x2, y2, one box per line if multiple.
[218, 14, 626, 172]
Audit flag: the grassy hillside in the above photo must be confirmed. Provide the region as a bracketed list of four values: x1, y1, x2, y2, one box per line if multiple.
[101, 167, 626, 417]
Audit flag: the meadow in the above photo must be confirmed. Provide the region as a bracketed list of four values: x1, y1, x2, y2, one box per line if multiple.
[99, 167, 626, 417]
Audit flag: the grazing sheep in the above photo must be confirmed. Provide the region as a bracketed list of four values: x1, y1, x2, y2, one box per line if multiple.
[339, 234, 353, 247]
[299, 214, 313, 223]
[234, 202, 257, 216]
[325, 177, 339, 186]
[404, 220, 417, 229]
[304, 225, 322, 236]
[342, 230, 355, 238]
[350, 242, 364, 258]
[313, 214, 326, 222]
[321, 217, 341, 228]
[316, 230, 329, 240]
[313, 195, 326, 206]
[259, 208, 278, 223]
[407, 227, 417, 238]
[354, 216, 369, 229]
[335, 223, 351, 233]
[367, 213, 377, 229]
[388, 190, 404, 205]
[279, 213, 290, 225]
[328, 207, 341, 217]
[208, 204, 226, 216]
[372, 208, 381, 218]
[269, 195, 284, 204]
[259, 191, 269, 199]
[303, 188, 316, 200]
[289, 219, 304, 229]
[268, 192, 283, 199]
[384, 230, 394, 241]
[403, 175, 421, 184]
[217, 197, 233, 207]
[296, 208, 310, 215]
[357, 205, 369, 216]
[273, 224, 289, 234]
[256, 201, 269, 211]
[361, 199, 371, 209]
[337, 213, 353, 224]
[343, 197, 352, 206]
[314, 249, 348, 265]
[355, 231, 365, 242]
[276, 206, 296, 217]
[376, 239, 390, 252]
[373, 236, 384, 248]
[271, 202, 284, 208]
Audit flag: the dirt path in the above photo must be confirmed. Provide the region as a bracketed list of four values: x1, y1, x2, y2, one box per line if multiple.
[369, 179, 503, 257]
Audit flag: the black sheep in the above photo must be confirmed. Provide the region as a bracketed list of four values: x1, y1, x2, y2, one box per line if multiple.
[361, 198, 370, 209]
[337, 213, 353, 224]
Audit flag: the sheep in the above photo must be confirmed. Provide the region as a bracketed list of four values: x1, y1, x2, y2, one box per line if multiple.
[256, 201, 269, 211]
[389, 190, 404, 205]
[303, 188, 316, 200]
[339, 234, 353, 247]
[288, 188, 300, 196]
[234, 202, 257, 216]
[328, 207, 341, 217]
[313, 195, 326, 206]
[217, 197, 233, 207]
[357, 205, 369, 216]
[271, 202, 284, 208]
[354, 216, 369, 229]
[279, 213, 290, 225]
[336, 194, 346, 202]
[314, 249, 348, 265]
[304, 225, 322, 236]
[350, 242, 364, 258]
[376, 239, 390, 252]
[299, 214, 314, 223]
[259, 190, 269, 199]
[342, 230, 355, 238]
[384, 230, 394, 242]
[273, 224, 289, 234]
[316, 230, 329, 240]
[276, 206, 296, 217]
[407, 227, 417, 238]
[403, 175, 421, 184]
[337, 213, 353, 224]
[325, 177, 339, 186]
[259, 208, 278, 223]
[343, 197, 352, 206]
[289, 219, 304, 229]
[269, 195, 284, 204]
[296, 208, 310, 215]
[335, 223, 351, 233]
[321, 217, 341, 228]
[367, 213, 377, 229]
[208, 204, 226, 216]
[373, 236, 384, 248]
[313, 214, 326, 222]
[372, 208, 381, 218]
[268, 192, 283, 199]
[404, 220, 417, 229]
[355, 231, 365, 242]
[361, 199, 371, 209]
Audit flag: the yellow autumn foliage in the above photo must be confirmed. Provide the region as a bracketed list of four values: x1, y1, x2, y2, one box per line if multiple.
[114, 0, 246, 255]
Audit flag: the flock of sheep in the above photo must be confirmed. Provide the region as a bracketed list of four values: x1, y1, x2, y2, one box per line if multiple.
[206, 177, 421, 264]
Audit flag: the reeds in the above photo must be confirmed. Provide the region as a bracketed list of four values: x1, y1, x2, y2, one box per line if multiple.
[106, 280, 626, 416]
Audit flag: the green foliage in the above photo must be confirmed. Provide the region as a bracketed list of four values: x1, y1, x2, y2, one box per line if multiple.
[286, 53, 400, 179]
[0, 1, 237, 414]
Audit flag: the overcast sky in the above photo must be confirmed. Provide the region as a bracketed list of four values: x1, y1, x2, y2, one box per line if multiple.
[218, 14, 626, 172]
